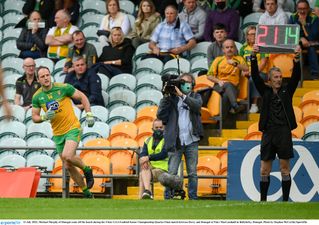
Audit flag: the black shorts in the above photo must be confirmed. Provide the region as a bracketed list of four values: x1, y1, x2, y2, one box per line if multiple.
[260, 126, 294, 161]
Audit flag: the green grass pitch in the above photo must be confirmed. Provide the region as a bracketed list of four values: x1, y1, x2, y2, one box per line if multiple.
[0, 199, 318, 219]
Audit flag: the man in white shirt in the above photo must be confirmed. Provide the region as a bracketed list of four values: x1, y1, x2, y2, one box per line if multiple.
[45, 9, 78, 62]
[258, 0, 288, 25]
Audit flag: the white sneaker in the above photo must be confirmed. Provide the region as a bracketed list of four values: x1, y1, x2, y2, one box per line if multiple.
[249, 104, 258, 113]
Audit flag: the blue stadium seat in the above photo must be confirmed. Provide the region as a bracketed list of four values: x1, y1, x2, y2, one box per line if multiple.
[81, 121, 110, 143]
[135, 90, 163, 111]
[35, 58, 55, 73]
[135, 58, 163, 75]
[3, 0, 24, 13]
[107, 73, 136, 94]
[0, 137, 27, 156]
[0, 104, 25, 123]
[135, 73, 162, 95]
[107, 106, 136, 128]
[119, 0, 135, 14]
[190, 58, 208, 76]
[108, 89, 136, 110]
[81, 0, 106, 15]
[190, 41, 211, 63]
[0, 121, 26, 141]
[81, 105, 109, 123]
[0, 38, 20, 59]
[25, 122, 53, 142]
[27, 137, 56, 157]
[161, 58, 191, 75]
[241, 12, 263, 30]
[0, 154, 26, 169]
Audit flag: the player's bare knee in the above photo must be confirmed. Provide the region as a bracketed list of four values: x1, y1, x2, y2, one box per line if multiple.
[260, 167, 270, 176]
[61, 153, 73, 163]
[63, 161, 73, 170]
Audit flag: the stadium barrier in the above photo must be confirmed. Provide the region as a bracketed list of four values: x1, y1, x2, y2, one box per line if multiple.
[0, 145, 228, 198]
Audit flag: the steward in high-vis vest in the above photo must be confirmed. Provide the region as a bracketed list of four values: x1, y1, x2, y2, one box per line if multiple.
[45, 9, 78, 61]
[138, 119, 185, 200]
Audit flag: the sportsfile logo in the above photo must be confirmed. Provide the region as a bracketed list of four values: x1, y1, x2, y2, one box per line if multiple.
[240, 145, 319, 202]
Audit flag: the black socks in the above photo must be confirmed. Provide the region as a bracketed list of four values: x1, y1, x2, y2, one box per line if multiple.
[260, 175, 270, 201]
[282, 174, 291, 202]
[260, 174, 291, 202]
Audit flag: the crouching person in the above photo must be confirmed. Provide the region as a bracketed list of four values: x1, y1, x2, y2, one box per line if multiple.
[139, 119, 185, 200]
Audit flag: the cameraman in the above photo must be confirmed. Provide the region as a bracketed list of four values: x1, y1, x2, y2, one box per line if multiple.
[157, 73, 203, 200]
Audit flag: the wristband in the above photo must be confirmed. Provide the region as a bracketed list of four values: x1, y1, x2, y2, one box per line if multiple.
[40, 115, 47, 121]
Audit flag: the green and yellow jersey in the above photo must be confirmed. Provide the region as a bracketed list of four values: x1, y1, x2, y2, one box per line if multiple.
[32, 83, 80, 136]
[207, 55, 247, 86]
[239, 43, 269, 74]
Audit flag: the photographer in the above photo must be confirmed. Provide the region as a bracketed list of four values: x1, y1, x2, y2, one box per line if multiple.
[17, 11, 48, 59]
[139, 119, 185, 200]
[157, 73, 203, 200]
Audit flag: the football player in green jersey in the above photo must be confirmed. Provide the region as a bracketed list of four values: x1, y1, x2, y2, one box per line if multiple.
[32, 66, 95, 198]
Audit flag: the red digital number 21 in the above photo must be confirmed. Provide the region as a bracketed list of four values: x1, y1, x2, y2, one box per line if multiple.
[257, 25, 268, 46]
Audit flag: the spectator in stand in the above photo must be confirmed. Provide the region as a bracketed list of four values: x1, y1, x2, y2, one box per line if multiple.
[15, 58, 40, 110]
[97, 27, 135, 78]
[63, 31, 97, 74]
[22, 0, 56, 28]
[203, 0, 240, 42]
[239, 26, 269, 113]
[55, 0, 80, 26]
[258, 0, 288, 25]
[209, 0, 253, 18]
[17, 11, 48, 59]
[207, 39, 249, 116]
[178, 0, 207, 42]
[289, 0, 319, 80]
[253, 0, 293, 13]
[45, 9, 78, 62]
[127, 0, 161, 48]
[98, 0, 131, 46]
[64, 56, 104, 110]
[153, 0, 178, 18]
[145, 4, 196, 63]
[207, 23, 228, 67]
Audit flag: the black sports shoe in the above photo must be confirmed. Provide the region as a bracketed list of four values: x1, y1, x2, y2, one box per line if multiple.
[84, 167, 94, 189]
[142, 189, 153, 200]
[173, 189, 186, 200]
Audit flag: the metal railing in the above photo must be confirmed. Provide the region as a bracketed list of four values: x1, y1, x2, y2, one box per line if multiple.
[0, 145, 228, 198]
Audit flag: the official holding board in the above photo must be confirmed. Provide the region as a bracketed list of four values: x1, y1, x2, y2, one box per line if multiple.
[253, 22, 302, 201]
